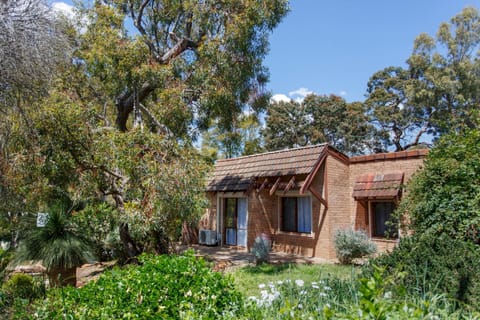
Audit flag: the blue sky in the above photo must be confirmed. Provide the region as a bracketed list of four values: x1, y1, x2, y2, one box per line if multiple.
[266, 0, 480, 103]
[54, 1, 480, 103]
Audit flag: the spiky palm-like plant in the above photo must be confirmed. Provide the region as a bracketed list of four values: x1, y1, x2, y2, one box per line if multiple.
[15, 210, 94, 286]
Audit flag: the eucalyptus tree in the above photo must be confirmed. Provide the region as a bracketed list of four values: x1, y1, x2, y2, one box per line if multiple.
[365, 7, 480, 150]
[263, 95, 375, 155]
[4, 0, 289, 256]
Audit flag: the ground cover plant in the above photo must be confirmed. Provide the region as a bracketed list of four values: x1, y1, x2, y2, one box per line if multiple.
[239, 266, 479, 319]
[232, 262, 357, 298]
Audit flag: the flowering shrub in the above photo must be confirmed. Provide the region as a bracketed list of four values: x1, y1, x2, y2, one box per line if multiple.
[334, 228, 377, 264]
[245, 270, 478, 319]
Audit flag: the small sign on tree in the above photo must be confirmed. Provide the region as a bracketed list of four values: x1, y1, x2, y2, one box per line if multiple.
[37, 213, 49, 227]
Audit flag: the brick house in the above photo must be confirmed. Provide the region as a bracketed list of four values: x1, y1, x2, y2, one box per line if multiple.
[201, 144, 427, 259]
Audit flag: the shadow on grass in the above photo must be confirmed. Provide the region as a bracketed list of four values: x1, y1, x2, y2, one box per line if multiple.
[242, 262, 297, 275]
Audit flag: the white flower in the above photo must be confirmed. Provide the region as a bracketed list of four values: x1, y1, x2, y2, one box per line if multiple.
[300, 290, 306, 295]
[323, 286, 332, 291]
[312, 284, 319, 289]
[298, 303, 303, 309]
[319, 292, 327, 297]
[311, 281, 318, 285]
[258, 283, 266, 289]
[295, 279, 304, 287]
[384, 291, 392, 299]
[276, 280, 283, 285]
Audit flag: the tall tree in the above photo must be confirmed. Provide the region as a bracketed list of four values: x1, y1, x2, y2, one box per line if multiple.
[2, 0, 288, 256]
[79, 0, 288, 135]
[263, 100, 310, 150]
[201, 111, 264, 159]
[0, 0, 71, 249]
[366, 7, 480, 150]
[263, 95, 376, 155]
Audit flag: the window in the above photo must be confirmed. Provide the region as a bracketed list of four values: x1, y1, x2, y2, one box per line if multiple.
[372, 202, 398, 238]
[281, 197, 312, 233]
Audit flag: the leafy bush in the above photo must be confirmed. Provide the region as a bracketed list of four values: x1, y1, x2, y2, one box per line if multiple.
[2, 273, 42, 301]
[72, 202, 123, 261]
[32, 251, 244, 319]
[399, 129, 480, 243]
[366, 233, 480, 310]
[251, 234, 271, 265]
[334, 228, 377, 264]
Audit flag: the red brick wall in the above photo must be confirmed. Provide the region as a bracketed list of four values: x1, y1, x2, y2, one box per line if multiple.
[201, 150, 426, 259]
[349, 155, 426, 254]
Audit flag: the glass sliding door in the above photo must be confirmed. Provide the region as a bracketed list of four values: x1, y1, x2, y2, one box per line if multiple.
[224, 198, 248, 246]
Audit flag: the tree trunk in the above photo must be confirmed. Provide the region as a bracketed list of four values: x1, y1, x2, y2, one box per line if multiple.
[119, 222, 141, 257]
[48, 266, 77, 287]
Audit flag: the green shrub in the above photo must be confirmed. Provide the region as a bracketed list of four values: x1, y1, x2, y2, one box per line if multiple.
[366, 233, 480, 310]
[399, 129, 480, 243]
[72, 202, 123, 261]
[334, 228, 377, 264]
[2, 273, 43, 301]
[251, 234, 271, 265]
[32, 251, 244, 319]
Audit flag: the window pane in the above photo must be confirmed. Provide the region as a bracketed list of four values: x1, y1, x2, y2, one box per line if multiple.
[373, 202, 397, 238]
[237, 198, 247, 229]
[282, 197, 296, 232]
[225, 198, 236, 228]
[297, 197, 311, 233]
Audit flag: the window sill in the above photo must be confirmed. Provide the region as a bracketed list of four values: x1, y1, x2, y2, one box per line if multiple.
[276, 230, 315, 238]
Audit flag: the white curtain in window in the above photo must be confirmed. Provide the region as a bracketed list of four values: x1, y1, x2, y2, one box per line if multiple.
[297, 197, 312, 233]
[237, 198, 247, 229]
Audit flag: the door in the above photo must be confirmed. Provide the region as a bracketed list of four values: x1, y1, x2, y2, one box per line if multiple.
[224, 198, 247, 246]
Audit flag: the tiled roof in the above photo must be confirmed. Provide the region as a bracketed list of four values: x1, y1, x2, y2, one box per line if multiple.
[207, 144, 328, 192]
[350, 149, 428, 163]
[352, 172, 404, 199]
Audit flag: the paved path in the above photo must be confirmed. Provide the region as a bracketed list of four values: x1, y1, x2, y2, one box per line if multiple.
[177, 244, 336, 271]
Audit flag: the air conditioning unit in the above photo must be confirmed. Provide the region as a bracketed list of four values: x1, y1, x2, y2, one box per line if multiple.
[199, 229, 217, 246]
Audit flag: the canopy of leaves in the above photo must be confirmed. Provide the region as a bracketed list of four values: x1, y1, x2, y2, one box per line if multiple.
[398, 129, 480, 244]
[263, 94, 376, 155]
[366, 7, 480, 150]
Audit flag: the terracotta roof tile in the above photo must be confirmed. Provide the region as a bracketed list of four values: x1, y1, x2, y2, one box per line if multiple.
[352, 172, 404, 199]
[207, 144, 328, 192]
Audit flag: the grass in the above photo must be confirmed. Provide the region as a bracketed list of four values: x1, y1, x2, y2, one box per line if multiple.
[230, 262, 358, 297]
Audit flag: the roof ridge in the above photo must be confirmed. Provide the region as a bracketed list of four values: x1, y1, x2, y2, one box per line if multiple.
[216, 143, 329, 163]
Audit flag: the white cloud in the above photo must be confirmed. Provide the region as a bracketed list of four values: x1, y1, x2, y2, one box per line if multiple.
[271, 87, 317, 104]
[270, 94, 291, 103]
[288, 87, 314, 102]
[339, 90, 347, 97]
[52, 2, 75, 19]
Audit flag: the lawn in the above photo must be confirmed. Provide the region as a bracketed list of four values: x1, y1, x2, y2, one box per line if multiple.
[230, 262, 358, 297]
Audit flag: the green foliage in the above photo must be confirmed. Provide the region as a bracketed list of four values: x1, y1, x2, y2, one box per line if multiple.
[251, 234, 271, 265]
[366, 7, 480, 150]
[0, 249, 14, 280]
[263, 95, 376, 155]
[2, 273, 43, 301]
[367, 233, 480, 310]
[399, 129, 480, 243]
[240, 266, 470, 319]
[72, 203, 122, 261]
[32, 251, 243, 319]
[333, 228, 377, 264]
[15, 210, 94, 286]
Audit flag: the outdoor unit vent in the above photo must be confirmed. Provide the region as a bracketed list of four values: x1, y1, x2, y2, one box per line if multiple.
[199, 229, 217, 246]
